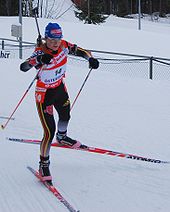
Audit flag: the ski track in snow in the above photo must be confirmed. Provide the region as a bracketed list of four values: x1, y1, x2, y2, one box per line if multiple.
[1, 59, 170, 211]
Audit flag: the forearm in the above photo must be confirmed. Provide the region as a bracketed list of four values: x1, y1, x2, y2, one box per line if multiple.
[76, 47, 92, 60]
[20, 49, 44, 72]
[67, 41, 92, 60]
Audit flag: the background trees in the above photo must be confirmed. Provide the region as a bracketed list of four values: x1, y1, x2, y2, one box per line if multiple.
[75, 0, 108, 24]
[1, 0, 170, 20]
[73, 0, 170, 17]
[0, 0, 19, 16]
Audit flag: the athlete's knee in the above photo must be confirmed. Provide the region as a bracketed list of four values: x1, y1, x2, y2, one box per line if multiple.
[58, 106, 70, 121]
[59, 113, 70, 121]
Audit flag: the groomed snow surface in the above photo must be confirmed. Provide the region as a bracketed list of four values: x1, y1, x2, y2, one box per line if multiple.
[1, 1, 170, 211]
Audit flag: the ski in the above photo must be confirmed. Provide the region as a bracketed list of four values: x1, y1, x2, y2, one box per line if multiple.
[27, 166, 80, 212]
[0, 116, 15, 120]
[7, 137, 170, 164]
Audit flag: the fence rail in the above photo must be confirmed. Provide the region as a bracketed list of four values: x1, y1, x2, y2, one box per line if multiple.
[1, 37, 170, 81]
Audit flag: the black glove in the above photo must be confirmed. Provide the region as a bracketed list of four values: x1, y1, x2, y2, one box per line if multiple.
[89, 57, 99, 69]
[20, 61, 33, 72]
[37, 54, 53, 64]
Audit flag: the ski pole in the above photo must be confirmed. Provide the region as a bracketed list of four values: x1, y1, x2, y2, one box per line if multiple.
[1, 74, 38, 130]
[71, 68, 93, 111]
[32, 7, 42, 46]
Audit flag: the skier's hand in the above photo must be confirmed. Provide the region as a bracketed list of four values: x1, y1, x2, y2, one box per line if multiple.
[20, 61, 33, 72]
[37, 54, 53, 64]
[89, 57, 99, 69]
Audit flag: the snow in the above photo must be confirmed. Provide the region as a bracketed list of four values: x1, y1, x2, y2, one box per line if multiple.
[1, 1, 170, 212]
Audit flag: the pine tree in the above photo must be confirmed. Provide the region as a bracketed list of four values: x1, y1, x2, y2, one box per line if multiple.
[0, 0, 18, 16]
[74, 0, 108, 24]
[115, 0, 129, 17]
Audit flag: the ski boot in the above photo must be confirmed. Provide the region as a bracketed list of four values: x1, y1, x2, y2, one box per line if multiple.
[56, 131, 87, 149]
[39, 156, 53, 185]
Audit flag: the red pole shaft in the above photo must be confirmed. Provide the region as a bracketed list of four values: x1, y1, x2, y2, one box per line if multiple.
[1, 75, 37, 129]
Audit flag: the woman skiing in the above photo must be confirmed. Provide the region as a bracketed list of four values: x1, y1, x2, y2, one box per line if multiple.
[20, 22, 99, 185]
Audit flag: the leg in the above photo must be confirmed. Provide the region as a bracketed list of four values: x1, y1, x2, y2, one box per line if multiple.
[54, 83, 84, 148]
[36, 102, 56, 157]
[36, 100, 55, 185]
[54, 82, 71, 134]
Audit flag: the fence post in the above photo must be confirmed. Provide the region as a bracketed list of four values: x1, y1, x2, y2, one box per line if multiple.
[149, 57, 153, 80]
[2, 40, 4, 50]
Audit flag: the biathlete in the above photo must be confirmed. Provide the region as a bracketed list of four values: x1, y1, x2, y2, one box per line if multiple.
[20, 22, 99, 185]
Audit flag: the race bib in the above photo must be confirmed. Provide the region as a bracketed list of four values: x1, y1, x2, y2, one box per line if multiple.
[40, 64, 66, 84]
